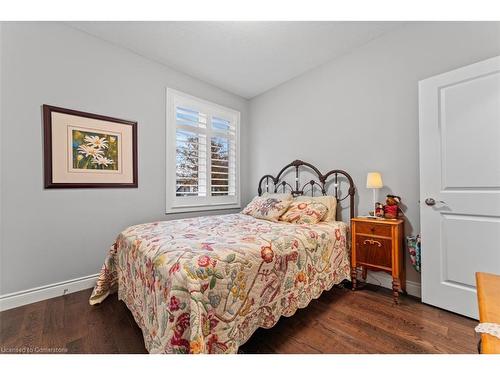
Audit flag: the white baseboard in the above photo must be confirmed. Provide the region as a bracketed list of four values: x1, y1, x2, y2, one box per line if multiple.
[0, 271, 421, 312]
[363, 271, 422, 298]
[0, 273, 99, 312]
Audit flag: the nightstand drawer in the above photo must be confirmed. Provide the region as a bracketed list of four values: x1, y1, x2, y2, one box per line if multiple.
[355, 235, 392, 268]
[355, 221, 392, 237]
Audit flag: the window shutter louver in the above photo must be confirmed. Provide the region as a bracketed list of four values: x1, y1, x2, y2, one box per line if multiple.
[210, 116, 236, 197]
[175, 112, 207, 197]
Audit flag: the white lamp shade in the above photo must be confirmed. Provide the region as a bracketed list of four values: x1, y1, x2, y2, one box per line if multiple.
[366, 172, 383, 189]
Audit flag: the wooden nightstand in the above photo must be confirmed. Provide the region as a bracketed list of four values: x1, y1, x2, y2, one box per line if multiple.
[351, 217, 405, 303]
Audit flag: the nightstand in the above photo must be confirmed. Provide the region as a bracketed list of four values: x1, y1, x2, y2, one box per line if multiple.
[351, 217, 405, 303]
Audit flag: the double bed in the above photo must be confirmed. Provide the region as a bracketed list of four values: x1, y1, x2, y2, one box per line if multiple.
[89, 160, 356, 353]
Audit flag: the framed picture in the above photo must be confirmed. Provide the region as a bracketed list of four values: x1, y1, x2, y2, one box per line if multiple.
[43, 105, 138, 188]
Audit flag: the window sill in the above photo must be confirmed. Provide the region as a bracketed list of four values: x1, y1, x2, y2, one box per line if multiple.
[165, 203, 241, 214]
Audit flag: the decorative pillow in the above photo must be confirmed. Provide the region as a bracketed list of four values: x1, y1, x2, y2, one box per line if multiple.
[241, 195, 292, 222]
[280, 200, 329, 224]
[295, 195, 337, 221]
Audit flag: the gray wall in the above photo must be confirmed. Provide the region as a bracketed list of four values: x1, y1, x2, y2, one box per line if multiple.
[249, 22, 500, 283]
[0, 22, 249, 294]
[2, 21, 500, 295]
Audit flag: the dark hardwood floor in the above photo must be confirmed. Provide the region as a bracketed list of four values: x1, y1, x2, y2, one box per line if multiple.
[0, 284, 478, 354]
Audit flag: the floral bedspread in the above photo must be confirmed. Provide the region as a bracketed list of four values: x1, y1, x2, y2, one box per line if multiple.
[89, 213, 351, 354]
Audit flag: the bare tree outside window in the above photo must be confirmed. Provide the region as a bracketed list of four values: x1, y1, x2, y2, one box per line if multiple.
[176, 133, 200, 196]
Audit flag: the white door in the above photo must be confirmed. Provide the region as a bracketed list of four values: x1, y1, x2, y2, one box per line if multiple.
[419, 56, 500, 319]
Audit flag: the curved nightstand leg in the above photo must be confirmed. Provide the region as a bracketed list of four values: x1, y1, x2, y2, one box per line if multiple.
[351, 267, 357, 290]
[392, 277, 400, 304]
[362, 267, 367, 281]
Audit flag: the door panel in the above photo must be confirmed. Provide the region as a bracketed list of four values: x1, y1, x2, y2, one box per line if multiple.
[419, 56, 500, 318]
[441, 72, 500, 189]
[442, 214, 500, 287]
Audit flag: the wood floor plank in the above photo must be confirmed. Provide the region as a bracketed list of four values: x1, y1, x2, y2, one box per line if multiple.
[63, 292, 91, 345]
[0, 284, 478, 354]
[19, 301, 47, 351]
[0, 305, 27, 346]
[327, 294, 470, 353]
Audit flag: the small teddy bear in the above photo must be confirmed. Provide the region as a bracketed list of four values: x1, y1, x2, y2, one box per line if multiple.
[375, 202, 384, 218]
[383, 194, 403, 219]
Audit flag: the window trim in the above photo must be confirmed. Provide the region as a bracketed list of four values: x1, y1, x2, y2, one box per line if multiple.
[165, 88, 241, 214]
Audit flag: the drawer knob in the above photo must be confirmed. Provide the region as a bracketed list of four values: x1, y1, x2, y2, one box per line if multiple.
[363, 239, 382, 247]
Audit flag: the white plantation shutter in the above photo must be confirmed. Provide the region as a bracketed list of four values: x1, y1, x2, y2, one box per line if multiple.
[166, 89, 240, 213]
[210, 116, 236, 197]
[175, 108, 207, 197]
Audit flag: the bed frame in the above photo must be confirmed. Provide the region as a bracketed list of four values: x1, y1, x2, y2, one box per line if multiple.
[257, 159, 356, 221]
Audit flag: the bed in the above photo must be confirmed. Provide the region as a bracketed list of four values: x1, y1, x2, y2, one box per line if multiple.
[89, 160, 356, 354]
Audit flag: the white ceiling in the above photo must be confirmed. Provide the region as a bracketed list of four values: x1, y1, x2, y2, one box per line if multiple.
[68, 22, 404, 99]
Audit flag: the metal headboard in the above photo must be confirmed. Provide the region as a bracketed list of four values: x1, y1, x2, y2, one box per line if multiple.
[257, 159, 356, 221]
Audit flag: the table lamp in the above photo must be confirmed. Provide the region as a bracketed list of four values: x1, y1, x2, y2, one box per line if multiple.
[366, 172, 383, 216]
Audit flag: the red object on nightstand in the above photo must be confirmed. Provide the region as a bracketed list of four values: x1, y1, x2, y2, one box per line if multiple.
[383, 204, 398, 219]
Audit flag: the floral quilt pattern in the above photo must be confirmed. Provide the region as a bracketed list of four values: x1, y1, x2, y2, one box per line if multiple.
[280, 200, 329, 224]
[89, 213, 351, 354]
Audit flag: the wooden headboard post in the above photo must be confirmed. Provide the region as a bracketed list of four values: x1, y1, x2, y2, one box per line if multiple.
[257, 159, 356, 222]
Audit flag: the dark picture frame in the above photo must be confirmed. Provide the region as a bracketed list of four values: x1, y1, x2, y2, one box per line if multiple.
[43, 105, 138, 188]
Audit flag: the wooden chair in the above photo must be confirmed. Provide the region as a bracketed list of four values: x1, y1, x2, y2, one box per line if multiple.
[476, 272, 500, 354]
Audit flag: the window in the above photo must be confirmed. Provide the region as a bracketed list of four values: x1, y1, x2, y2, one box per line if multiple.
[166, 88, 240, 213]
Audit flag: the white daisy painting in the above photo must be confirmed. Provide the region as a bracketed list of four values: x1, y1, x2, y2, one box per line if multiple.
[43, 105, 137, 188]
[72, 129, 119, 170]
